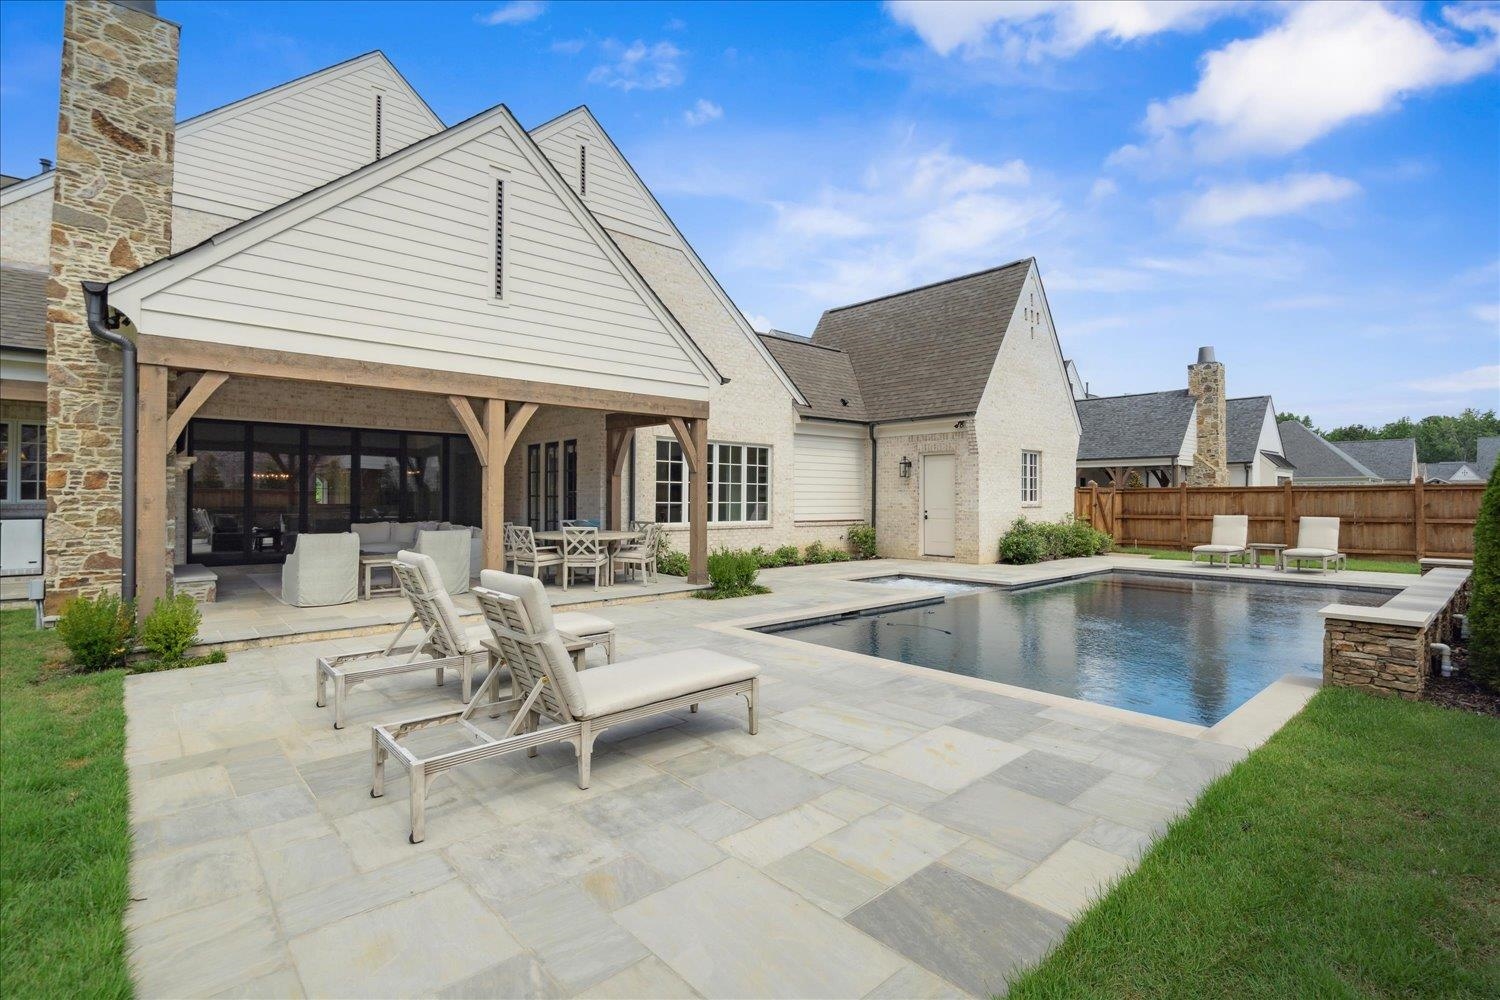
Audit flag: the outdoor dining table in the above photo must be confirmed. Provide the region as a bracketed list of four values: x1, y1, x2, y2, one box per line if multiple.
[532, 529, 643, 585]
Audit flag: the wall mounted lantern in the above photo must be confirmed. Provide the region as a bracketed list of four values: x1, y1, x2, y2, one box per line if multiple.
[898, 456, 913, 479]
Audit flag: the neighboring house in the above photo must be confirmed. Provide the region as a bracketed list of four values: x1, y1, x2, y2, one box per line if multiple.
[764, 260, 1080, 563]
[1477, 436, 1499, 479]
[1420, 461, 1483, 484]
[1063, 359, 1094, 401]
[1075, 349, 1292, 487]
[1276, 422, 1416, 484]
[3, 1, 1080, 609]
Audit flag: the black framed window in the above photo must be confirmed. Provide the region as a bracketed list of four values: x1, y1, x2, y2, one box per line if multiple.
[405, 434, 444, 522]
[563, 439, 578, 522]
[306, 428, 353, 533]
[527, 443, 542, 529]
[544, 441, 560, 531]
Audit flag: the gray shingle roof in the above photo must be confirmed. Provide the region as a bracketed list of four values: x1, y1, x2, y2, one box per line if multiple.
[810, 259, 1031, 422]
[0, 265, 47, 352]
[1226, 395, 1274, 465]
[1336, 438, 1416, 482]
[1076, 390, 1196, 463]
[1277, 421, 1378, 480]
[1421, 461, 1481, 483]
[756, 331, 867, 422]
[1477, 436, 1499, 478]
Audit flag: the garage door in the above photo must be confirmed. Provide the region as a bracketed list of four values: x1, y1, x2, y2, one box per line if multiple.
[794, 425, 865, 521]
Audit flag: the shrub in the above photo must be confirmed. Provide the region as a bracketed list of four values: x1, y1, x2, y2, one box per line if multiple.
[999, 518, 1046, 564]
[828, 548, 851, 562]
[140, 593, 202, 666]
[698, 548, 770, 600]
[1470, 467, 1500, 692]
[750, 545, 786, 569]
[803, 540, 832, 564]
[773, 544, 802, 567]
[56, 594, 136, 672]
[657, 539, 691, 577]
[847, 523, 877, 559]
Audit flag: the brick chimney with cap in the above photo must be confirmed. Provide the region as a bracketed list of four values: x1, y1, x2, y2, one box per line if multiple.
[1185, 346, 1228, 486]
[44, 0, 178, 611]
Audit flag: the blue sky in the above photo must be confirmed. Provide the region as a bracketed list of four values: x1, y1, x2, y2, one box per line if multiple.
[2, 0, 1497, 427]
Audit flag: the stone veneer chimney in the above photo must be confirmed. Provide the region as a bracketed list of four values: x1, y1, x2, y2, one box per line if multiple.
[44, 0, 178, 612]
[1185, 346, 1228, 486]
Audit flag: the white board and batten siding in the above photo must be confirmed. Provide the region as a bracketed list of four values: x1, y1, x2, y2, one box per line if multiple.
[109, 108, 717, 403]
[173, 54, 442, 222]
[794, 421, 868, 521]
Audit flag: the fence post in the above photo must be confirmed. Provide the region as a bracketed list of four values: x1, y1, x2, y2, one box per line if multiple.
[1179, 482, 1189, 548]
[1111, 487, 1123, 546]
[1088, 484, 1099, 531]
[1282, 479, 1294, 546]
[1413, 477, 1426, 559]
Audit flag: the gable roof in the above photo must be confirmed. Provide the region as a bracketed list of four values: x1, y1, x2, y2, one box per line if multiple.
[1076, 389, 1196, 463]
[1477, 436, 1500, 478]
[0, 266, 47, 352]
[810, 259, 1032, 422]
[1336, 438, 1416, 482]
[1277, 420, 1380, 480]
[756, 331, 867, 422]
[1226, 395, 1275, 464]
[107, 101, 724, 393]
[1421, 461, 1481, 483]
[529, 106, 806, 407]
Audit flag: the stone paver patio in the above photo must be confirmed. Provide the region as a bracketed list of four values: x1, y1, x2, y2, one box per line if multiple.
[125, 557, 1388, 998]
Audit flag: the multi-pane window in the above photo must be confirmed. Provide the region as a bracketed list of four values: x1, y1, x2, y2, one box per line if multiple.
[563, 439, 578, 522]
[526, 444, 542, 529]
[1021, 450, 1040, 504]
[655, 439, 769, 524]
[0, 421, 46, 502]
[544, 441, 560, 530]
[528, 439, 579, 528]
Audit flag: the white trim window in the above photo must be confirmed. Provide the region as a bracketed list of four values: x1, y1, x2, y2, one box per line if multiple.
[655, 439, 769, 524]
[0, 421, 46, 502]
[1021, 450, 1040, 504]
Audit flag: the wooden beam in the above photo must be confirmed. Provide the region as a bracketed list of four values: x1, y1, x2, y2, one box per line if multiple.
[135, 333, 710, 419]
[605, 412, 668, 433]
[165, 371, 228, 450]
[136, 364, 170, 619]
[481, 400, 506, 570]
[447, 395, 488, 464]
[687, 417, 708, 584]
[501, 402, 539, 465]
[0, 378, 46, 402]
[606, 427, 634, 530]
[668, 416, 698, 473]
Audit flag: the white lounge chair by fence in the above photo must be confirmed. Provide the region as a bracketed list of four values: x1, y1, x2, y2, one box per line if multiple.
[1284, 516, 1347, 573]
[1191, 514, 1248, 568]
[371, 577, 759, 843]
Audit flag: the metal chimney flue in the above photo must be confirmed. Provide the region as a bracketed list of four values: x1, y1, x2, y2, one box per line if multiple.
[1196, 346, 1217, 365]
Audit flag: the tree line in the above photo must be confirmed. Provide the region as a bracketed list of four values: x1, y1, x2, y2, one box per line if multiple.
[1275, 408, 1500, 464]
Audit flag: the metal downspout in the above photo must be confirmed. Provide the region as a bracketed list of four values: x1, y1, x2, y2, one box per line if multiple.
[82, 280, 136, 601]
[868, 423, 877, 529]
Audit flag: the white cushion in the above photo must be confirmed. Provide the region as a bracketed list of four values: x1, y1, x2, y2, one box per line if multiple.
[397, 550, 477, 654]
[416, 529, 472, 595]
[1284, 547, 1338, 560]
[1207, 514, 1248, 548]
[1193, 544, 1243, 554]
[352, 521, 391, 545]
[577, 649, 760, 718]
[391, 522, 420, 546]
[282, 533, 359, 607]
[1295, 516, 1341, 552]
[555, 611, 616, 638]
[415, 520, 440, 532]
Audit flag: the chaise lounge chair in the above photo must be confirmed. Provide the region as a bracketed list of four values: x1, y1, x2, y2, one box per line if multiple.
[371, 575, 760, 843]
[314, 553, 616, 729]
[1283, 516, 1347, 573]
[1191, 514, 1248, 568]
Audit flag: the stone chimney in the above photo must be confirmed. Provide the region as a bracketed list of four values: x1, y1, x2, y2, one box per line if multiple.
[1185, 346, 1228, 486]
[45, 0, 178, 612]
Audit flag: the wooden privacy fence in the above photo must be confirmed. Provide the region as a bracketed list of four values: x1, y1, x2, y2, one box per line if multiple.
[1075, 480, 1485, 560]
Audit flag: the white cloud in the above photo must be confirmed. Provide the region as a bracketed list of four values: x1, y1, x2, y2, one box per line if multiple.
[1471, 302, 1500, 327]
[587, 40, 685, 90]
[1407, 365, 1500, 393]
[476, 1, 545, 27]
[744, 313, 772, 333]
[683, 98, 723, 126]
[550, 38, 587, 55]
[885, 0, 1235, 60]
[1182, 172, 1360, 227]
[1131, 2, 1500, 161]
[741, 144, 1057, 304]
[1088, 177, 1117, 202]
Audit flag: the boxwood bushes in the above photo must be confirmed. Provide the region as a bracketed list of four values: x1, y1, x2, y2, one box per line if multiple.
[999, 516, 1112, 565]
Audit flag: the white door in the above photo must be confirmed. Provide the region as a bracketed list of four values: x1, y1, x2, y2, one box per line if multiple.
[921, 454, 956, 557]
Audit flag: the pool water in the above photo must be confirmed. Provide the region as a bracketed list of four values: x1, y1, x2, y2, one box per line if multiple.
[766, 572, 1391, 726]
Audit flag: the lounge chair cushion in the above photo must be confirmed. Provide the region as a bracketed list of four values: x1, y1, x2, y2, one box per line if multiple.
[1283, 547, 1338, 560]
[553, 611, 616, 638]
[476, 571, 590, 714]
[397, 550, 478, 655]
[1206, 514, 1248, 549]
[352, 521, 391, 545]
[1294, 516, 1341, 552]
[576, 649, 760, 718]
[1193, 544, 1243, 554]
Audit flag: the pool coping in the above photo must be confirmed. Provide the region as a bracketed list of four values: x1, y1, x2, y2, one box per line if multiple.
[713, 559, 1405, 750]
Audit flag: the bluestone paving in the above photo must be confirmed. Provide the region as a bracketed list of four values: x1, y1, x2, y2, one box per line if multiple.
[123, 558, 1313, 997]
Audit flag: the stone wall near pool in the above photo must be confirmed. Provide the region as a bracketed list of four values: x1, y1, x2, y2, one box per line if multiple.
[1320, 566, 1472, 700]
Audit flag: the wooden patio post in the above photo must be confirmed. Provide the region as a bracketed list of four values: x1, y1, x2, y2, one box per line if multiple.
[136, 363, 169, 618]
[688, 417, 708, 584]
[606, 427, 631, 531]
[1178, 482, 1189, 548]
[481, 399, 507, 570]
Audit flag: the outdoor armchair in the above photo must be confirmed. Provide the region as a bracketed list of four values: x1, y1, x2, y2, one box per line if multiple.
[1283, 516, 1347, 573]
[281, 532, 359, 607]
[1191, 514, 1249, 568]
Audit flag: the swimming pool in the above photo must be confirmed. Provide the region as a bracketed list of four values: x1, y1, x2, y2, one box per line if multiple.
[763, 571, 1391, 726]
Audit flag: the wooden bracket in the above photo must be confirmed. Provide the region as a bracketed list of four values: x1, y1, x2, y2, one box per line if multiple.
[502, 402, 539, 465]
[448, 396, 488, 463]
[166, 372, 228, 451]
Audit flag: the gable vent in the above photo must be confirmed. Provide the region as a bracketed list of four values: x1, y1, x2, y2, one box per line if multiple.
[494, 179, 505, 298]
[374, 94, 383, 158]
[579, 144, 587, 196]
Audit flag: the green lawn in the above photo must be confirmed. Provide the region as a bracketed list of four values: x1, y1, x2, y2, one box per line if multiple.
[0, 608, 132, 999]
[1008, 688, 1500, 999]
[1115, 546, 1422, 574]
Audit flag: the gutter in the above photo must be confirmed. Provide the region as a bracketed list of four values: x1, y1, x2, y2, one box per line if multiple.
[83, 280, 136, 601]
[868, 423, 877, 530]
